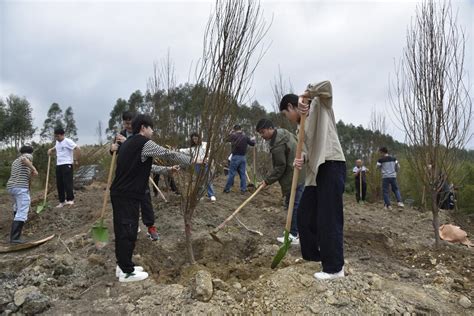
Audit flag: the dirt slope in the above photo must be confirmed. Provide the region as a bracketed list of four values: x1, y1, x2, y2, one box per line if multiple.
[0, 176, 472, 314]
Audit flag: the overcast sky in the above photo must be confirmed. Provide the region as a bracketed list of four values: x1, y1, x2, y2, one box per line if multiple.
[1, 0, 473, 148]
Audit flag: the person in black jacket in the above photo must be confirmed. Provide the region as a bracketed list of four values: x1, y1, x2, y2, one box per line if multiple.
[223, 125, 255, 194]
[110, 114, 189, 283]
[111, 111, 160, 241]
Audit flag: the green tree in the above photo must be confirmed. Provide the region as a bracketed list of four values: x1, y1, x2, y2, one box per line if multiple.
[64, 106, 78, 142]
[106, 98, 128, 139]
[0, 99, 7, 144]
[3, 95, 35, 149]
[40, 103, 64, 142]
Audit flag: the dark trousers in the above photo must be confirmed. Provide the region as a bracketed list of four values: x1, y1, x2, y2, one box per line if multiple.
[141, 189, 154, 227]
[56, 164, 74, 203]
[297, 161, 346, 273]
[355, 180, 367, 202]
[153, 174, 179, 194]
[111, 195, 140, 274]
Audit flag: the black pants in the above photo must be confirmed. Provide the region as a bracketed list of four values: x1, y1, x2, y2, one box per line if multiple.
[153, 174, 178, 195]
[111, 195, 140, 274]
[56, 164, 74, 203]
[297, 161, 346, 273]
[141, 189, 154, 227]
[355, 180, 367, 202]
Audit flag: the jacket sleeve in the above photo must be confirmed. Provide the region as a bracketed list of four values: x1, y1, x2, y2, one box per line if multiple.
[142, 140, 191, 167]
[306, 81, 332, 100]
[264, 144, 287, 186]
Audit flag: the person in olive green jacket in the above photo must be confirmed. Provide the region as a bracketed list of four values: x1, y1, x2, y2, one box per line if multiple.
[256, 118, 304, 245]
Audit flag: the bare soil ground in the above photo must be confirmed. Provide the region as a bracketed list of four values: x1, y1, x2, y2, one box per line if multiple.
[0, 175, 473, 315]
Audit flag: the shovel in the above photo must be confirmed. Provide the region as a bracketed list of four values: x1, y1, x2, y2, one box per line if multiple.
[36, 155, 52, 214]
[91, 150, 117, 249]
[149, 176, 168, 202]
[271, 110, 306, 269]
[210, 183, 264, 243]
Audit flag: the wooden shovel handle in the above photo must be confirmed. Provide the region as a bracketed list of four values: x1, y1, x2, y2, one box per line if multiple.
[100, 150, 117, 219]
[149, 176, 168, 202]
[215, 184, 265, 232]
[285, 113, 306, 231]
[43, 155, 51, 202]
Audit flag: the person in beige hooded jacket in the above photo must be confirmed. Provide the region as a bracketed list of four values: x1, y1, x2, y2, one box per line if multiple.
[280, 80, 346, 280]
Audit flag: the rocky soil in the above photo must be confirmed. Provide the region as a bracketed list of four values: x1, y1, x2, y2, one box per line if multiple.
[0, 175, 473, 315]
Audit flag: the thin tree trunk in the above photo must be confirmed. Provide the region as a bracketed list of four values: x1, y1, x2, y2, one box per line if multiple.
[184, 214, 196, 264]
[431, 191, 441, 248]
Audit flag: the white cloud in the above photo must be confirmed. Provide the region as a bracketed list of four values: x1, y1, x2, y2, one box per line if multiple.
[0, 0, 472, 148]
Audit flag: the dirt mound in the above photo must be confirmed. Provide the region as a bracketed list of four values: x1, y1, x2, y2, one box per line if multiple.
[0, 176, 473, 314]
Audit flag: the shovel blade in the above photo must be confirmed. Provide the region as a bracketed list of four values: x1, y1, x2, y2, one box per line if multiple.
[91, 219, 109, 249]
[36, 202, 48, 214]
[271, 230, 291, 269]
[209, 231, 223, 244]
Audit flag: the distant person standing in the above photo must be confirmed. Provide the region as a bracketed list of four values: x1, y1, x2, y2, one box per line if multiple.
[353, 159, 368, 203]
[7, 145, 38, 243]
[223, 125, 255, 194]
[376, 147, 404, 210]
[48, 128, 80, 208]
[179, 132, 217, 202]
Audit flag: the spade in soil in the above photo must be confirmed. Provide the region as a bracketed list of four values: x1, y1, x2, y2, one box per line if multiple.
[91, 150, 117, 249]
[271, 100, 307, 269]
[36, 155, 52, 214]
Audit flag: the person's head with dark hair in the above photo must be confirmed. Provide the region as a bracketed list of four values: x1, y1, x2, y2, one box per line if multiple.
[256, 118, 275, 141]
[132, 114, 154, 138]
[233, 124, 241, 131]
[19, 145, 33, 154]
[279, 93, 300, 124]
[379, 147, 388, 154]
[54, 127, 65, 135]
[190, 132, 201, 147]
[122, 111, 135, 133]
[54, 127, 65, 141]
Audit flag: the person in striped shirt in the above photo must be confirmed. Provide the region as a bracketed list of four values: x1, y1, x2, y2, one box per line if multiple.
[7, 145, 38, 243]
[110, 114, 190, 283]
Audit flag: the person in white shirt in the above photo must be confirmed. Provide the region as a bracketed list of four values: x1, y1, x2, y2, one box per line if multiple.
[180, 132, 216, 202]
[48, 128, 80, 208]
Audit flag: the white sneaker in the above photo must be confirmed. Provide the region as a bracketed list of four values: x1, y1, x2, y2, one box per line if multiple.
[397, 202, 404, 207]
[314, 268, 344, 280]
[118, 270, 149, 283]
[115, 265, 144, 277]
[210, 196, 216, 202]
[276, 233, 299, 245]
[55, 203, 65, 208]
[65, 200, 74, 206]
[384, 205, 392, 211]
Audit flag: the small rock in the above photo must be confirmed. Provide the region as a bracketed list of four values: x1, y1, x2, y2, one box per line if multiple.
[299, 274, 314, 287]
[14, 286, 39, 307]
[233, 282, 242, 290]
[212, 279, 230, 292]
[384, 237, 394, 248]
[459, 295, 472, 309]
[14, 286, 50, 314]
[87, 254, 106, 266]
[192, 270, 213, 302]
[125, 303, 135, 313]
